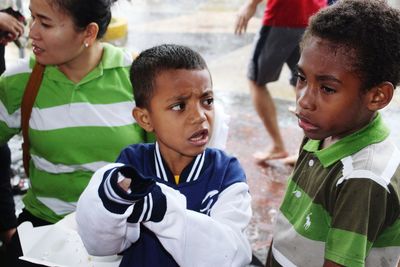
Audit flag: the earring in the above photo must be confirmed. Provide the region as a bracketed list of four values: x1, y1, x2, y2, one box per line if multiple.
[84, 43, 89, 48]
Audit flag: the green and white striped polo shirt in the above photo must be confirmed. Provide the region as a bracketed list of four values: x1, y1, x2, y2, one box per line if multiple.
[0, 43, 149, 223]
[271, 114, 400, 267]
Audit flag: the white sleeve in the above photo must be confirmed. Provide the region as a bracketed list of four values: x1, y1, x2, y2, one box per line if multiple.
[208, 100, 230, 150]
[144, 182, 252, 267]
[76, 163, 140, 256]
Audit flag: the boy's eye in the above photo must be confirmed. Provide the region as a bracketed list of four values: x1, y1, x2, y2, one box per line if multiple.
[171, 103, 185, 111]
[321, 86, 336, 94]
[202, 97, 214, 107]
[295, 73, 306, 82]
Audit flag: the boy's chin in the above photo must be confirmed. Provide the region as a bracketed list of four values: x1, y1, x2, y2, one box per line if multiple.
[303, 131, 326, 141]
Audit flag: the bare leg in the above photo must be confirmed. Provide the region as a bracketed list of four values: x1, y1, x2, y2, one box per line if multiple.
[248, 80, 288, 162]
[282, 154, 298, 166]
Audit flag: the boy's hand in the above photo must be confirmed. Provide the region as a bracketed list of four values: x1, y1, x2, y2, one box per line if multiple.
[118, 177, 132, 192]
[0, 9, 25, 44]
[99, 165, 167, 223]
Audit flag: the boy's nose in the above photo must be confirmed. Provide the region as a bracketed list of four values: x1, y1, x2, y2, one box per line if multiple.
[297, 87, 316, 111]
[189, 105, 207, 124]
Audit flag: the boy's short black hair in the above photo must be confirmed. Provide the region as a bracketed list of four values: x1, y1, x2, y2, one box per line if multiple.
[130, 44, 209, 109]
[301, 0, 400, 90]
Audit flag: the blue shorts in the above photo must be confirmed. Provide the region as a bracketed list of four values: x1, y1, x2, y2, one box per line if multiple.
[247, 26, 305, 86]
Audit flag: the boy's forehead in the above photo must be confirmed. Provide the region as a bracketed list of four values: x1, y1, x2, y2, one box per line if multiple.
[302, 36, 358, 72]
[155, 68, 212, 84]
[153, 68, 213, 97]
[303, 36, 343, 53]
[156, 68, 210, 76]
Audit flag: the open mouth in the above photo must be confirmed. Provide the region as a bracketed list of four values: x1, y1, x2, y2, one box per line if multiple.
[189, 129, 209, 146]
[32, 42, 44, 54]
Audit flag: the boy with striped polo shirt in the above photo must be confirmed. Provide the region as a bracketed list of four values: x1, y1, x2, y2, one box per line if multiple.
[76, 44, 252, 267]
[267, 1, 400, 266]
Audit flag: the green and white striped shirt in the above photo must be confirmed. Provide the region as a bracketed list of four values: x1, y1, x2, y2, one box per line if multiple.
[271, 114, 400, 267]
[0, 43, 149, 223]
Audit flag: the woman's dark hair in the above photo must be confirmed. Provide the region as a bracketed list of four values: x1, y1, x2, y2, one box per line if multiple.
[301, 0, 400, 90]
[49, 0, 118, 39]
[130, 44, 209, 109]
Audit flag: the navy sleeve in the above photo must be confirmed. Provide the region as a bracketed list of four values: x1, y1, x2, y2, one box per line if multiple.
[98, 164, 166, 223]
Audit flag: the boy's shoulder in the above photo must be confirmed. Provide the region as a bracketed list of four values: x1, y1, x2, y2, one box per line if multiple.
[205, 148, 247, 182]
[300, 135, 400, 193]
[114, 144, 247, 187]
[120, 144, 239, 162]
[118, 144, 245, 180]
[116, 143, 154, 164]
[120, 142, 154, 156]
[206, 148, 246, 173]
[302, 113, 390, 166]
[206, 147, 236, 160]
[346, 137, 400, 188]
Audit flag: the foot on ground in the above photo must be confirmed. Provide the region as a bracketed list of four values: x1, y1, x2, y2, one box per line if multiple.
[253, 150, 289, 164]
[282, 154, 298, 166]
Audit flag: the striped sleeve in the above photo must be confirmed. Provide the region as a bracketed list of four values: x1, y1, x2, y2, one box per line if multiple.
[0, 58, 31, 144]
[98, 165, 167, 223]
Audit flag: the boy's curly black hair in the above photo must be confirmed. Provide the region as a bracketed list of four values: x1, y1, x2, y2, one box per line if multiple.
[301, 0, 400, 90]
[130, 44, 209, 109]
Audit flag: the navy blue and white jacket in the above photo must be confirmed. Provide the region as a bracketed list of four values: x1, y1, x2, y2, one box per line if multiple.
[76, 142, 252, 267]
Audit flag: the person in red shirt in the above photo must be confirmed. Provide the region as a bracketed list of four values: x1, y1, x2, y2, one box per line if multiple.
[235, 0, 326, 165]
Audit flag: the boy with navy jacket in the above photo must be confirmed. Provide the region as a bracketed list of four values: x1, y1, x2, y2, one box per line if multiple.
[76, 44, 252, 267]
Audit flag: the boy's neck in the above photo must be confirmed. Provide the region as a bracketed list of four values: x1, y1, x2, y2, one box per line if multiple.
[321, 136, 337, 149]
[162, 151, 196, 176]
[321, 112, 378, 149]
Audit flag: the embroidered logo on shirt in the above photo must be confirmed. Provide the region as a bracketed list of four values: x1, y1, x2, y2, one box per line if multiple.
[304, 212, 312, 230]
[200, 190, 219, 215]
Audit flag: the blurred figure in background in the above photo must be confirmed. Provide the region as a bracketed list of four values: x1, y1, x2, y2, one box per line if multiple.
[234, 0, 326, 165]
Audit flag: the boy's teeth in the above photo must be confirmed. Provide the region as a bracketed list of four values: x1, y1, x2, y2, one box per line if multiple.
[190, 133, 204, 141]
[191, 135, 200, 141]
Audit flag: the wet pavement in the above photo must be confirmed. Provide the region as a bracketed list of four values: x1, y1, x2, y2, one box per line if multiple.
[4, 0, 400, 265]
[223, 94, 301, 263]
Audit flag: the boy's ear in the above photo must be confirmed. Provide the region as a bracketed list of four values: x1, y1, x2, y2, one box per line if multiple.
[366, 82, 394, 111]
[132, 107, 154, 132]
